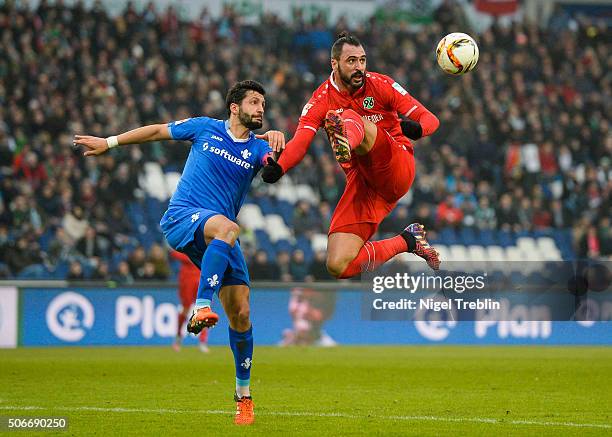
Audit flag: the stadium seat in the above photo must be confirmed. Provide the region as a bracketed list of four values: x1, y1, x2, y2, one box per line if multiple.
[449, 245, 469, 261]
[164, 172, 181, 196]
[295, 184, 319, 204]
[237, 204, 266, 230]
[467, 245, 487, 261]
[141, 162, 169, 201]
[486, 245, 506, 261]
[311, 233, 328, 253]
[265, 214, 292, 242]
[440, 228, 458, 245]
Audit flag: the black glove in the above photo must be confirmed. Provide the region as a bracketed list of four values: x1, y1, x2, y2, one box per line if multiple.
[262, 157, 283, 183]
[400, 119, 423, 140]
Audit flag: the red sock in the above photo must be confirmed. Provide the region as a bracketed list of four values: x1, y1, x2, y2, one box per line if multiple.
[339, 235, 408, 279]
[177, 311, 186, 337]
[199, 328, 209, 343]
[342, 109, 365, 150]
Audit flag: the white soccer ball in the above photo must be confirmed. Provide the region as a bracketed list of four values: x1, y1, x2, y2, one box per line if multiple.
[436, 32, 479, 75]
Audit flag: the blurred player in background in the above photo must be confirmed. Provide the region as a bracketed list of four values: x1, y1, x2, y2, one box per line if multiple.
[74, 80, 285, 425]
[170, 250, 209, 353]
[263, 32, 441, 278]
[280, 287, 337, 347]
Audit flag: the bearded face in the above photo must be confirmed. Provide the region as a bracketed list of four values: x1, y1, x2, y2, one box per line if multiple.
[238, 107, 263, 130]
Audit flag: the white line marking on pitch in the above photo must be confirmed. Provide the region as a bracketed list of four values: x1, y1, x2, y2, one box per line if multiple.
[0, 405, 609, 429]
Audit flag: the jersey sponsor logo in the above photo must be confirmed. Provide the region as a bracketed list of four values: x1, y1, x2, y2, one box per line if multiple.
[202, 142, 209, 151]
[241, 149, 252, 160]
[363, 96, 375, 109]
[211, 135, 224, 142]
[301, 103, 313, 116]
[175, 118, 191, 125]
[204, 145, 253, 170]
[392, 82, 408, 96]
[364, 113, 384, 123]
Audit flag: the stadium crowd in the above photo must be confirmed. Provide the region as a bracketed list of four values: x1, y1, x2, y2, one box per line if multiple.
[0, 0, 610, 280]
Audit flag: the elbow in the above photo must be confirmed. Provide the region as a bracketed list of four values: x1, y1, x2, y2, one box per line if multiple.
[430, 113, 440, 134]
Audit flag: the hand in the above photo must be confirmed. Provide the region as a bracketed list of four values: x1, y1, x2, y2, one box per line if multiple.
[400, 120, 423, 140]
[73, 135, 110, 156]
[256, 130, 286, 153]
[262, 156, 283, 183]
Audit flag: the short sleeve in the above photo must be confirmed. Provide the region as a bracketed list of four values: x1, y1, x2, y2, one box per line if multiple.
[167, 117, 208, 142]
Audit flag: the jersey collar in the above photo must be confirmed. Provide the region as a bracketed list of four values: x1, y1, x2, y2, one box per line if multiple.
[224, 119, 252, 143]
[329, 71, 366, 97]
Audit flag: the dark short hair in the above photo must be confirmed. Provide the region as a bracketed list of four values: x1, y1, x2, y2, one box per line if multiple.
[225, 80, 266, 115]
[331, 31, 363, 60]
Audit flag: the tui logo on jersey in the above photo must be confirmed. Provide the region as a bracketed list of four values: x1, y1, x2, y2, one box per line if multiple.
[241, 149, 252, 160]
[363, 96, 375, 109]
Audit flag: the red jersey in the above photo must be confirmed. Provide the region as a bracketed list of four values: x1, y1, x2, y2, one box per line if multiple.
[279, 71, 438, 173]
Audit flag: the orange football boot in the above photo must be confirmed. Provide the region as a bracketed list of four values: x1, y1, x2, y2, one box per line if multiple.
[186, 307, 219, 334]
[234, 394, 255, 425]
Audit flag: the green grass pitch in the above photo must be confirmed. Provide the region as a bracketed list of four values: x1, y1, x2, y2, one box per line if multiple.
[1, 346, 611, 435]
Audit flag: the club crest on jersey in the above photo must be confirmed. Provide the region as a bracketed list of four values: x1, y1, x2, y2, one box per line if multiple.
[363, 96, 375, 109]
[241, 149, 252, 160]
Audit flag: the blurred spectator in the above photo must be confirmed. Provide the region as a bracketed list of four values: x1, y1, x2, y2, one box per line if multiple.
[148, 243, 170, 280]
[289, 249, 308, 281]
[113, 261, 134, 284]
[276, 251, 292, 282]
[249, 250, 280, 280]
[307, 250, 331, 281]
[91, 261, 111, 281]
[62, 206, 88, 243]
[128, 246, 147, 279]
[67, 260, 85, 280]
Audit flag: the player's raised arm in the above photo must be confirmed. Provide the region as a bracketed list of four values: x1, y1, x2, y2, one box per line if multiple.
[383, 76, 440, 140]
[73, 123, 171, 157]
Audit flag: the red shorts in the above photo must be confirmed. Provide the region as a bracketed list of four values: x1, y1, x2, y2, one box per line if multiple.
[329, 126, 415, 242]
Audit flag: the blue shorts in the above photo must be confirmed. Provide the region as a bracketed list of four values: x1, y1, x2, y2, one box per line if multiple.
[160, 206, 250, 288]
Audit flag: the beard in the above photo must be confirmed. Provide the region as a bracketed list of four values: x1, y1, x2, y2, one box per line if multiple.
[238, 108, 263, 130]
[338, 65, 365, 90]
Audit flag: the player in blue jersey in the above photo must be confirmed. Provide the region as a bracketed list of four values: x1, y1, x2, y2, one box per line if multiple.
[73, 80, 285, 425]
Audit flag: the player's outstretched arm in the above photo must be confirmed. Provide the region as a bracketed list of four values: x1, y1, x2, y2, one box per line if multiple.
[255, 130, 286, 154]
[73, 123, 171, 157]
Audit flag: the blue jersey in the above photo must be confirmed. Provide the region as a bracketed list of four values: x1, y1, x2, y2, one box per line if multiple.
[167, 117, 271, 220]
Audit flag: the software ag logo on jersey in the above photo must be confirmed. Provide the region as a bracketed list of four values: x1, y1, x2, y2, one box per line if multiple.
[202, 142, 253, 170]
[46, 292, 95, 342]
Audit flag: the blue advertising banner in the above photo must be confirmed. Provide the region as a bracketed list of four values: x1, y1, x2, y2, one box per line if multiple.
[19, 288, 611, 346]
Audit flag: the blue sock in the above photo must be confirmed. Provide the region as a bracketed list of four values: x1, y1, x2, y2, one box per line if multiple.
[195, 239, 232, 308]
[229, 325, 253, 397]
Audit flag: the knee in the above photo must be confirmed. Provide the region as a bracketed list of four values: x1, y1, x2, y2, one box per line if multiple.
[216, 221, 240, 246]
[326, 255, 348, 279]
[229, 304, 250, 330]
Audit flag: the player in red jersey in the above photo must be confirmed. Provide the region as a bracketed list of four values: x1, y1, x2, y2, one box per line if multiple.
[170, 250, 209, 352]
[262, 32, 441, 278]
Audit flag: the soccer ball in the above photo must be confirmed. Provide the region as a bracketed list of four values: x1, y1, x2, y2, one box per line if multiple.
[436, 33, 479, 75]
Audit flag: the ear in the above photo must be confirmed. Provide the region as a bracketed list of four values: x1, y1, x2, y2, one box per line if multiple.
[331, 58, 338, 71]
[230, 102, 240, 115]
